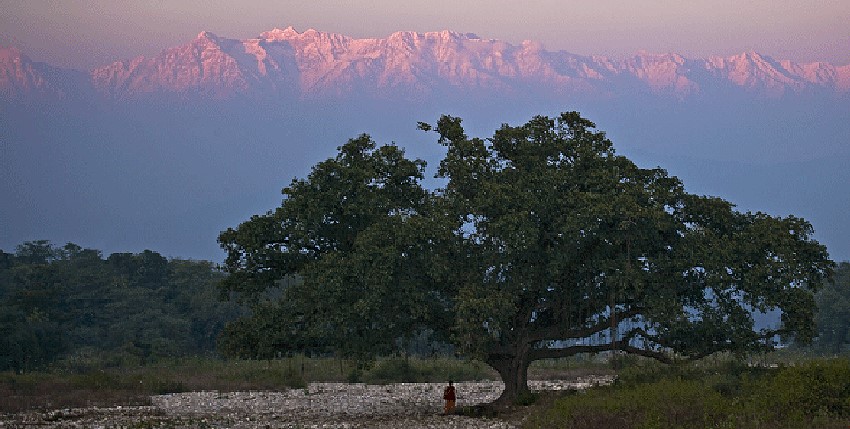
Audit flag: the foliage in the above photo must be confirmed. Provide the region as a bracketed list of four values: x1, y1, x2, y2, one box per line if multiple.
[814, 262, 850, 353]
[218, 134, 455, 361]
[525, 357, 850, 429]
[218, 112, 833, 405]
[0, 241, 242, 371]
[747, 358, 850, 420]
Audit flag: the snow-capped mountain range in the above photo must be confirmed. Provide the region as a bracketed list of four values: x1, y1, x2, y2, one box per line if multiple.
[3, 26, 849, 101]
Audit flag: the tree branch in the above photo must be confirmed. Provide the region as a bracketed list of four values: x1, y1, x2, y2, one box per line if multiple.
[527, 307, 642, 343]
[529, 342, 674, 364]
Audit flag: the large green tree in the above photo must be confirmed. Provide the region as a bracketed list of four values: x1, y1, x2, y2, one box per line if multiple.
[218, 113, 832, 405]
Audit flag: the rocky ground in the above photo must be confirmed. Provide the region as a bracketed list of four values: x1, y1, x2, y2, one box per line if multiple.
[0, 376, 614, 428]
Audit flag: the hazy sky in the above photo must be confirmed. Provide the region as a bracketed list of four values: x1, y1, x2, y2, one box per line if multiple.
[2, 0, 848, 70]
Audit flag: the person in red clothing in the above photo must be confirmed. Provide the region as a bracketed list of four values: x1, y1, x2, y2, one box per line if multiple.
[443, 380, 456, 414]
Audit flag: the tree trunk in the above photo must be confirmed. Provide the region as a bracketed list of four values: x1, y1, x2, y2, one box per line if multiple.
[487, 348, 531, 408]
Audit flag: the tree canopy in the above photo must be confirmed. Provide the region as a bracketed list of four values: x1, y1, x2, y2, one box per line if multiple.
[218, 112, 833, 405]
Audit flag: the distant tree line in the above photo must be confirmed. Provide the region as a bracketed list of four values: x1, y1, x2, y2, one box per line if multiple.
[0, 240, 242, 372]
[1, 244, 847, 376]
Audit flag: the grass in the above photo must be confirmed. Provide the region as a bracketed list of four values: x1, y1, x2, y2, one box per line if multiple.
[358, 355, 496, 384]
[0, 371, 156, 412]
[528, 355, 616, 381]
[523, 355, 850, 429]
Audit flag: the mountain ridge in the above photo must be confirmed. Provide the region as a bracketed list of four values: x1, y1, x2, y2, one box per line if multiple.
[2, 27, 849, 101]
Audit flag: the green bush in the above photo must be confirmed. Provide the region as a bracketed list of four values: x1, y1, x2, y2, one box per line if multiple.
[525, 357, 850, 429]
[526, 377, 750, 429]
[746, 358, 850, 420]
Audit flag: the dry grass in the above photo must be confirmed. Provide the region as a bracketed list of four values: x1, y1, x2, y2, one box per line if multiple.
[0, 373, 152, 413]
[527, 359, 615, 381]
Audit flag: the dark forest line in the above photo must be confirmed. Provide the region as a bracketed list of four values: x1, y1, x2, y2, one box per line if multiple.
[0, 240, 242, 372]
[2, 240, 849, 373]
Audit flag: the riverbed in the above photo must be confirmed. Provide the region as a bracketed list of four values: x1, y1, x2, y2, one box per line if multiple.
[0, 376, 614, 428]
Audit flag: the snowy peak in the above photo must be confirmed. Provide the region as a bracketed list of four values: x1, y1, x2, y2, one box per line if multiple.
[2, 28, 849, 102]
[0, 46, 23, 62]
[257, 26, 352, 48]
[91, 30, 263, 98]
[705, 51, 817, 95]
[0, 46, 88, 99]
[0, 47, 44, 93]
[838, 64, 850, 91]
[259, 26, 300, 40]
[196, 31, 219, 42]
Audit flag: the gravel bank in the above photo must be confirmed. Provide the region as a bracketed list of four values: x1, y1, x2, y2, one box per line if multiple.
[0, 376, 614, 428]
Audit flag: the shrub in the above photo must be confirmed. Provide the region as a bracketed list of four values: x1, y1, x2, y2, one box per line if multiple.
[526, 377, 732, 429]
[524, 357, 850, 429]
[745, 358, 850, 420]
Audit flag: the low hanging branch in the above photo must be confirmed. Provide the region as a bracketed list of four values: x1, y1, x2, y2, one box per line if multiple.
[529, 343, 675, 364]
